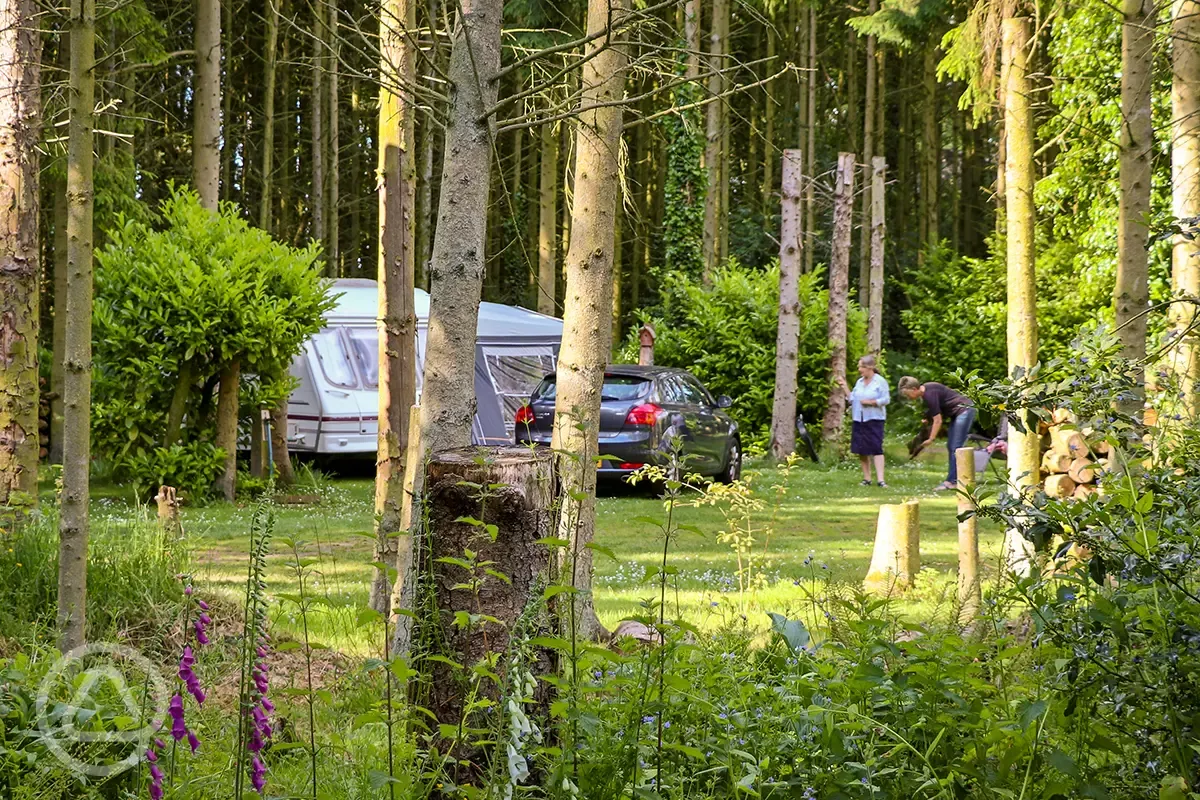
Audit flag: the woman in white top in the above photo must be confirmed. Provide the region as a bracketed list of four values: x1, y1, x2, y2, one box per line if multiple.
[838, 355, 890, 487]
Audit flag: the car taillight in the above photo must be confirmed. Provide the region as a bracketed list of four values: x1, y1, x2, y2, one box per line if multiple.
[625, 403, 662, 426]
[515, 405, 535, 425]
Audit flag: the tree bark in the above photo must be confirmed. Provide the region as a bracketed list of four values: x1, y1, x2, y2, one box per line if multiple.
[867, 156, 886, 354]
[371, 0, 417, 614]
[0, 0, 40, 512]
[59, 0, 95, 651]
[327, 0, 340, 274]
[858, 0, 878, 298]
[1002, 17, 1038, 574]
[1171, 0, 1200, 418]
[213, 359, 240, 502]
[419, 0, 503, 454]
[804, 6, 816, 275]
[701, 0, 728, 282]
[769, 150, 803, 460]
[269, 399, 296, 486]
[1116, 0, 1155, 410]
[311, 0, 326, 252]
[50, 172, 67, 463]
[761, 23, 776, 214]
[864, 499, 920, 594]
[193, 0, 221, 209]
[551, 0, 630, 643]
[259, 0, 283, 232]
[537, 120, 558, 315]
[955, 447, 980, 623]
[919, 44, 938, 264]
[684, 0, 701, 81]
[821, 152, 855, 448]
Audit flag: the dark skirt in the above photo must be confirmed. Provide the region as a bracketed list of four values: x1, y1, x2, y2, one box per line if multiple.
[851, 419, 885, 456]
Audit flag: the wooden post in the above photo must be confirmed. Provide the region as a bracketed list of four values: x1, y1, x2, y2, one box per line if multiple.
[867, 156, 886, 354]
[424, 446, 556, 738]
[391, 403, 423, 655]
[955, 447, 980, 623]
[769, 149, 803, 460]
[864, 499, 920, 594]
[820, 152, 855, 449]
[638, 324, 656, 366]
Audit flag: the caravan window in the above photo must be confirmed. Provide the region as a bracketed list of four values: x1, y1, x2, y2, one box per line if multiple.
[346, 328, 379, 388]
[483, 348, 556, 437]
[312, 330, 358, 388]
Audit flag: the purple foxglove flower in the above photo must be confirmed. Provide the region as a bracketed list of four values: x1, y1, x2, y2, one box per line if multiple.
[197, 599, 209, 610]
[168, 694, 187, 741]
[250, 755, 267, 793]
[199, 613, 211, 626]
[248, 726, 264, 753]
[260, 696, 275, 714]
[184, 584, 193, 596]
[149, 764, 163, 781]
[145, 747, 158, 763]
[154, 737, 165, 750]
[256, 646, 267, 658]
[187, 730, 200, 753]
[194, 620, 210, 645]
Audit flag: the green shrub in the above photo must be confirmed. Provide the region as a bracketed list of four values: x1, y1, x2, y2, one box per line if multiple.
[92, 187, 334, 497]
[622, 262, 867, 450]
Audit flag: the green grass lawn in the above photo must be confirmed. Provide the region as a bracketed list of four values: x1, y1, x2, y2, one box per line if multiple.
[88, 440, 999, 654]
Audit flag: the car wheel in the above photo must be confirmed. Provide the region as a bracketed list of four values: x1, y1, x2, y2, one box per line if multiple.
[718, 438, 741, 484]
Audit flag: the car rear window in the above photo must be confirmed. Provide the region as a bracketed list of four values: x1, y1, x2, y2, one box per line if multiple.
[532, 375, 650, 402]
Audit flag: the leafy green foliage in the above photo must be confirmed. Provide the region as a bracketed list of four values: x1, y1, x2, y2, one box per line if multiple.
[622, 261, 867, 449]
[92, 188, 334, 497]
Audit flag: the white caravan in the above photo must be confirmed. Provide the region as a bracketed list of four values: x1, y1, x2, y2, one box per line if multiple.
[285, 279, 563, 455]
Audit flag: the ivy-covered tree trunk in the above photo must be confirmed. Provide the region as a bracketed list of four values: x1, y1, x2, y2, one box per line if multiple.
[0, 0, 40, 513]
[769, 149, 802, 460]
[821, 152, 855, 448]
[214, 359, 240, 502]
[59, 0, 95, 651]
[1115, 0, 1154, 410]
[193, 0, 221, 208]
[370, 0, 417, 614]
[1003, 17, 1039, 574]
[537, 120, 558, 315]
[419, 0, 502, 453]
[1171, 0, 1200, 418]
[552, 0, 630, 643]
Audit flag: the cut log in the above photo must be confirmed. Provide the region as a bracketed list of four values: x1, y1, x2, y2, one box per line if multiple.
[1044, 474, 1076, 498]
[1052, 407, 1075, 425]
[1144, 407, 1158, 427]
[1041, 450, 1072, 474]
[1050, 428, 1089, 458]
[425, 446, 557, 740]
[1092, 439, 1111, 456]
[864, 499, 920, 595]
[1067, 457, 1096, 484]
[955, 448, 980, 624]
[1072, 484, 1097, 501]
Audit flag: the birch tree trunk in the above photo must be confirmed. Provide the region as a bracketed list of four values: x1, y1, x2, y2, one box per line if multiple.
[1171, 0, 1200, 418]
[761, 24, 776, 212]
[868, 156, 886, 354]
[1002, 17, 1039, 574]
[804, 6, 816, 275]
[821, 152, 855, 448]
[858, 0, 878, 298]
[919, 45, 938, 264]
[1116, 0, 1155, 409]
[0, 0, 40, 512]
[551, 0, 630, 642]
[537, 120, 558, 315]
[419, 0, 503, 454]
[193, 0, 221, 208]
[259, 0, 283, 231]
[59, 0, 95, 651]
[769, 150, 803, 460]
[684, 0, 701, 81]
[50, 174, 67, 463]
[701, 0, 728, 282]
[371, 0, 418, 613]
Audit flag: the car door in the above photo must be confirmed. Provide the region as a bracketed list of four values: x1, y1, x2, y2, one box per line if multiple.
[679, 374, 724, 469]
[656, 374, 710, 471]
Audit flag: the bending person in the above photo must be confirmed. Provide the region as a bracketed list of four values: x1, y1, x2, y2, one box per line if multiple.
[898, 376, 977, 491]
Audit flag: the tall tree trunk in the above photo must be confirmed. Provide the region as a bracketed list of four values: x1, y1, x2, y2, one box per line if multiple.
[1116, 0, 1155, 407]
[50, 173, 67, 463]
[327, 0, 340, 274]
[1171, 0, 1200, 418]
[718, 97, 730, 266]
[770, 149, 803, 460]
[821, 152, 855, 448]
[761, 24, 776, 213]
[701, 0, 728, 282]
[537, 120, 558, 315]
[804, 5, 816, 275]
[612, 205, 623, 337]
[213, 359, 240, 502]
[194, 0, 221, 207]
[279, 28, 293, 235]
[416, 109, 435, 288]
[418, 0, 502, 453]
[311, 1, 326, 252]
[858, 0, 878, 298]
[0, 0, 40, 512]
[867, 156, 885, 354]
[684, 0, 701, 81]
[919, 44, 938, 264]
[552, 0, 630, 642]
[846, 26, 858, 154]
[59, 0, 95, 651]
[269, 400, 296, 486]
[259, 0, 283, 231]
[220, 0, 232, 201]
[1002, 17, 1039, 573]
[371, 0, 417, 614]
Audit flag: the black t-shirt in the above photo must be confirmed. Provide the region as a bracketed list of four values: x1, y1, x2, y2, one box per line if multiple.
[922, 382, 972, 420]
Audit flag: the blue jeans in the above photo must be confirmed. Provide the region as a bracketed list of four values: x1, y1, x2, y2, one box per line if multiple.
[946, 408, 977, 485]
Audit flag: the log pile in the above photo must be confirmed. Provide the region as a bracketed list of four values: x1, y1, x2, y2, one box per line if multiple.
[1038, 409, 1106, 500]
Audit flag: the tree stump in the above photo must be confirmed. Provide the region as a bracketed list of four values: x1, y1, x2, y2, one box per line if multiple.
[864, 499, 920, 595]
[424, 447, 557, 741]
[955, 448, 981, 624]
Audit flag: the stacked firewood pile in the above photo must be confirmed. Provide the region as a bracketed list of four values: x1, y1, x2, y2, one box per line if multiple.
[1039, 409, 1108, 500]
